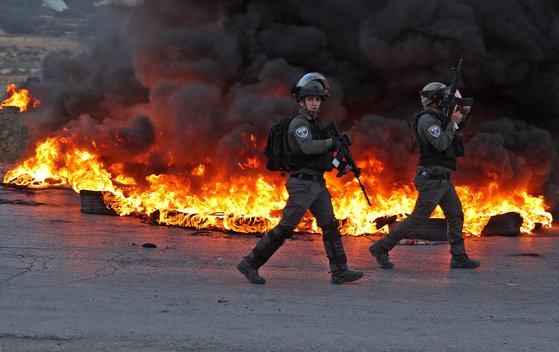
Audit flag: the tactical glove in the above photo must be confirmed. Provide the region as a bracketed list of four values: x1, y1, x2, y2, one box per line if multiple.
[331, 137, 343, 151]
[340, 132, 352, 146]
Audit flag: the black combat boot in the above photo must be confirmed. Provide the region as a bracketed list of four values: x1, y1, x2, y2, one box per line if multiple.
[237, 227, 287, 284]
[369, 242, 394, 269]
[330, 263, 364, 284]
[322, 220, 363, 284]
[450, 254, 480, 269]
[236, 257, 266, 284]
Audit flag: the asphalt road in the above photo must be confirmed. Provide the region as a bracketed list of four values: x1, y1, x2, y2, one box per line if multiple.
[0, 185, 557, 351]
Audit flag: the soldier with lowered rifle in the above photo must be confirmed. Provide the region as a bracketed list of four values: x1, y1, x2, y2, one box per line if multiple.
[237, 72, 364, 285]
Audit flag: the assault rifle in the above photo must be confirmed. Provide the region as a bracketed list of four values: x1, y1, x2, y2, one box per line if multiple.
[323, 118, 372, 206]
[421, 59, 475, 129]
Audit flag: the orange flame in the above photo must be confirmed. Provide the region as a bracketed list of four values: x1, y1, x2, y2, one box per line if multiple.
[0, 84, 40, 112]
[192, 164, 205, 176]
[2, 137, 553, 235]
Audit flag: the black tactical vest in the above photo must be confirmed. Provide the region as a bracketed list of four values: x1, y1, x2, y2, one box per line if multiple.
[413, 108, 465, 170]
[287, 115, 333, 172]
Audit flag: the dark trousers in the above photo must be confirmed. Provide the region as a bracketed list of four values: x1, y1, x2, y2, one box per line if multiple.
[279, 177, 335, 228]
[377, 174, 466, 256]
[244, 176, 349, 270]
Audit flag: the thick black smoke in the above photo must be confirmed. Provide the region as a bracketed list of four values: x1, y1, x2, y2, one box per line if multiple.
[20, 0, 559, 219]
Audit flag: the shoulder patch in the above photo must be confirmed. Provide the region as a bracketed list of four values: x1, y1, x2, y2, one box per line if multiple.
[295, 126, 309, 138]
[428, 125, 441, 138]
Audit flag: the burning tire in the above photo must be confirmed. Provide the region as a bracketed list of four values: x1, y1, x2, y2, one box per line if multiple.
[481, 212, 523, 236]
[80, 190, 117, 216]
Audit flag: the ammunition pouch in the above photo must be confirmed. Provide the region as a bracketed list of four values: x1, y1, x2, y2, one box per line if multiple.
[417, 167, 450, 180]
[288, 153, 333, 172]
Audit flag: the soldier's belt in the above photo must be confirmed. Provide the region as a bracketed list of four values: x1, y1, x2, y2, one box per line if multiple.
[290, 173, 325, 183]
[417, 169, 450, 180]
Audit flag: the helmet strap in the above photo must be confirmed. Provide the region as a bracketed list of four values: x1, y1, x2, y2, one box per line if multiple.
[300, 98, 319, 116]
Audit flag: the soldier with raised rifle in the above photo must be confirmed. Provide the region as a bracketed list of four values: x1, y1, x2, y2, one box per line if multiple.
[369, 60, 481, 270]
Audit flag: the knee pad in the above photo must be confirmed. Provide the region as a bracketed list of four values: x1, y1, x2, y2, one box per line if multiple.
[270, 225, 295, 240]
[321, 219, 341, 240]
[321, 218, 339, 232]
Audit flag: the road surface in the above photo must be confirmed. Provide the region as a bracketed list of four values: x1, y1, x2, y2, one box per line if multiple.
[0, 185, 557, 351]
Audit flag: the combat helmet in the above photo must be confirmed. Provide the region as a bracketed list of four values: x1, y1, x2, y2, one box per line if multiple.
[291, 72, 330, 101]
[419, 82, 447, 107]
[420, 81, 468, 108]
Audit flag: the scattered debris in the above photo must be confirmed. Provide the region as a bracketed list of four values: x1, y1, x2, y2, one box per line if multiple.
[398, 239, 429, 245]
[509, 253, 541, 257]
[191, 231, 211, 236]
[373, 215, 398, 230]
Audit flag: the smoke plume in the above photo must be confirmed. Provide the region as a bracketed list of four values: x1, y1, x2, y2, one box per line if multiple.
[19, 0, 559, 218]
